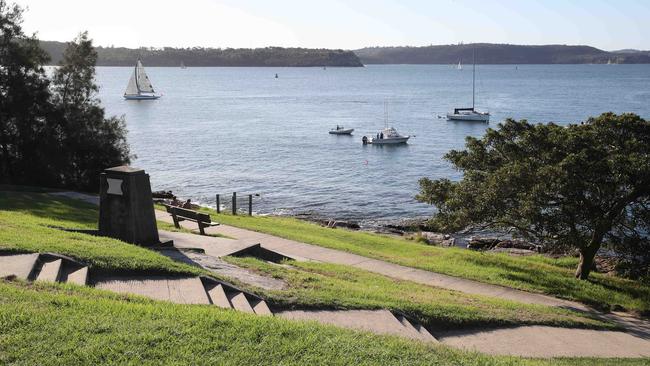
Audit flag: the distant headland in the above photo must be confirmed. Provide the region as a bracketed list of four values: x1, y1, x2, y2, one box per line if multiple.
[39, 41, 364, 67]
[355, 43, 650, 64]
[39, 41, 650, 66]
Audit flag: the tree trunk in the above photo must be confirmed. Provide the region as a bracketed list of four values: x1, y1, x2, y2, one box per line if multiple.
[575, 246, 598, 280]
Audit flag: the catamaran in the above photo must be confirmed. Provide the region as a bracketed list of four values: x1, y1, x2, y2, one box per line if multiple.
[124, 59, 160, 100]
[447, 50, 489, 122]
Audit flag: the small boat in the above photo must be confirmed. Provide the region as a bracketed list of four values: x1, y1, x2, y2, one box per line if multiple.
[180, 60, 187, 69]
[447, 49, 489, 122]
[124, 59, 160, 100]
[363, 127, 409, 145]
[363, 102, 410, 144]
[329, 126, 354, 135]
[275, 73, 279, 78]
[457, 60, 462, 70]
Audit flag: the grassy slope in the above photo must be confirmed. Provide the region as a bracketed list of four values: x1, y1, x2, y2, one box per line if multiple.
[225, 257, 608, 329]
[0, 280, 644, 366]
[0, 192, 203, 276]
[0, 191, 605, 329]
[195, 209, 650, 313]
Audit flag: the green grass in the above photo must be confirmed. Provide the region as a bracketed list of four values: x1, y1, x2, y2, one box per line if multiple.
[189, 208, 650, 313]
[1, 279, 645, 366]
[0, 191, 204, 276]
[225, 257, 610, 329]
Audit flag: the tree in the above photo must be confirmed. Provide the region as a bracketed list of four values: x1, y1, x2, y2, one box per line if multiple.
[417, 113, 650, 280]
[0, 0, 53, 185]
[50, 32, 130, 191]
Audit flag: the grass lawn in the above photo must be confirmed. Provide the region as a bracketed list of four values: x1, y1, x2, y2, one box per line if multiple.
[225, 257, 610, 329]
[191, 208, 650, 313]
[0, 279, 645, 366]
[0, 190, 607, 330]
[0, 191, 204, 276]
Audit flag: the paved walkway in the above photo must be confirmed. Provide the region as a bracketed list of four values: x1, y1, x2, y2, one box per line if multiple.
[155, 210, 587, 311]
[153, 210, 650, 358]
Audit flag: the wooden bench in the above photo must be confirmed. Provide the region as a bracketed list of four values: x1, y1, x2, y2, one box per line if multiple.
[164, 205, 219, 235]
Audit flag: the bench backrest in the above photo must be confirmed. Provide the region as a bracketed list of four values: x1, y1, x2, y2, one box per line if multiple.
[166, 205, 212, 223]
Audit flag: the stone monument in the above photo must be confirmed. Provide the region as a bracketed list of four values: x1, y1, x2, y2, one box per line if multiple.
[98, 166, 160, 246]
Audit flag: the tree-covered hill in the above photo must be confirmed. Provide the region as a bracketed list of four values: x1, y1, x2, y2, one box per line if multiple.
[355, 43, 650, 64]
[39, 41, 363, 67]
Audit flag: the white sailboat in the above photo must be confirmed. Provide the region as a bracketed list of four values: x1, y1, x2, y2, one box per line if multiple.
[457, 60, 463, 70]
[447, 50, 489, 122]
[124, 59, 160, 100]
[180, 60, 187, 69]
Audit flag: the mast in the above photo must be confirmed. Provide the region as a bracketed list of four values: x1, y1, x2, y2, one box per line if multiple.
[472, 48, 476, 110]
[134, 60, 140, 94]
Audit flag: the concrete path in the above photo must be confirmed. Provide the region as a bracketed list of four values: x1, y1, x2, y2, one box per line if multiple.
[438, 325, 650, 358]
[155, 211, 587, 311]
[153, 210, 650, 358]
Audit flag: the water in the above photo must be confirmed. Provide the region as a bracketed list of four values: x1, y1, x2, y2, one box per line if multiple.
[95, 65, 650, 226]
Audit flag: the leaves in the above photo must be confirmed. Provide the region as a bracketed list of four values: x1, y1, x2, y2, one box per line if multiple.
[417, 114, 650, 279]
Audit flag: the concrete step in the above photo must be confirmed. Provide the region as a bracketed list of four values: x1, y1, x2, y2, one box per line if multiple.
[63, 266, 89, 286]
[396, 315, 421, 336]
[207, 284, 232, 309]
[94, 276, 211, 305]
[228, 291, 255, 313]
[413, 322, 438, 342]
[251, 299, 273, 316]
[37, 259, 63, 282]
[0, 253, 39, 280]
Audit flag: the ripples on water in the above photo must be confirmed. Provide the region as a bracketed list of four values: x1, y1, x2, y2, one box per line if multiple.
[95, 65, 650, 226]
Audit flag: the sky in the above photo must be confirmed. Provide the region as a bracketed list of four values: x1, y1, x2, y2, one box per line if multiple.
[15, 0, 650, 51]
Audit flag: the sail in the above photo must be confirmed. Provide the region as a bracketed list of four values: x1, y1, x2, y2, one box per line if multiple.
[135, 60, 155, 93]
[124, 69, 138, 95]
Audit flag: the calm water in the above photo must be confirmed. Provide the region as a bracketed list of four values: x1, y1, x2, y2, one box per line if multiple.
[95, 65, 650, 226]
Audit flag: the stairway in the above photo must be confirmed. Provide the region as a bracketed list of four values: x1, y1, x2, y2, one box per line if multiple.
[0, 253, 272, 316]
[277, 309, 438, 343]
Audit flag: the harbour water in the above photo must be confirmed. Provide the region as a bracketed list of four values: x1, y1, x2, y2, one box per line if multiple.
[95, 64, 650, 227]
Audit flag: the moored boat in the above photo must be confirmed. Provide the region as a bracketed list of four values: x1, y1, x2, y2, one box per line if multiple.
[363, 127, 410, 144]
[447, 49, 489, 122]
[329, 126, 354, 135]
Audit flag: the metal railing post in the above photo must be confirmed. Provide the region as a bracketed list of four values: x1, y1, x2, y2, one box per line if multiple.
[232, 192, 237, 215]
[248, 194, 253, 216]
[216, 194, 220, 214]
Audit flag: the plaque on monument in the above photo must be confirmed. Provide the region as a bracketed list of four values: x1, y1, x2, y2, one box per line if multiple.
[98, 166, 160, 246]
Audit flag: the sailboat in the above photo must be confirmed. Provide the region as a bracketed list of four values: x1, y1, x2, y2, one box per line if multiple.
[457, 60, 463, 70]
[180, 60, 187, 69]
[447, 50, 489, 122]
[123, 59, 160, 100]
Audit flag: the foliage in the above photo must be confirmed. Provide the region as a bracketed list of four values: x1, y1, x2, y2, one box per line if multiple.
[49, 32, 130, 191]
[0, 2, 129, 192]
[0, 0, 53, 185]
[417, 114, 650, 280]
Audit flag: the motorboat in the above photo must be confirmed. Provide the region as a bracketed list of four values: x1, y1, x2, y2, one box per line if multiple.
[363, 127, 409, 144]
[329, 126, 354, 135]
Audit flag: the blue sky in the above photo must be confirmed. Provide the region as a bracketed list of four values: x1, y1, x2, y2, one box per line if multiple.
[17, 0, 650, 50]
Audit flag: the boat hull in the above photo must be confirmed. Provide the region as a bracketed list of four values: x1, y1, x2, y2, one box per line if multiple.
[446, 113, 489, 122]
[369, 136, 409, 144]
[124, 94, 161, 100]
[329, 129, 354, 135]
